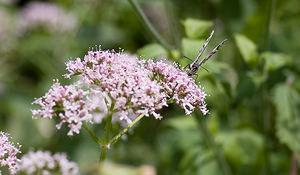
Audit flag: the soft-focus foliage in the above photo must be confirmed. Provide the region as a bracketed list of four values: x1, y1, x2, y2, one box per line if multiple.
[1, 0, 300, 175]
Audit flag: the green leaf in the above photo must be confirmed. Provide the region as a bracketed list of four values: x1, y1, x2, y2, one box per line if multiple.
[216, 129, 264, 166]
[234, 34, 258, 64]
[272, 84, 300, 160]
[182, 18, 213, 39]
[261, 52, 291, 71]
[197, 157, 221, 175]
[182, 38, 205, 60]
[235, 73, 257, 101]
[202, 61, 235, 97]
[137, 43, 168, 59]
[165, 116, 197, 130]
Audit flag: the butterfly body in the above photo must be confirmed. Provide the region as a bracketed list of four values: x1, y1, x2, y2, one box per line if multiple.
[186, 30, 227, 77]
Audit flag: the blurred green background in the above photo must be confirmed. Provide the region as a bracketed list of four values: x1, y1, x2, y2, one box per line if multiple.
[1, 0, 300, 174]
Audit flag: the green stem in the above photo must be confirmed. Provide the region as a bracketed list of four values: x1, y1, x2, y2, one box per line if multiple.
[194, 113, 232, 175]
[82, 124, 105, 146]
[100, 112, 113, 162]
[261, 0, 276, 174]
[100, 147, 108, 162]
[109, 114, 145, 145]
[104, 113, 113, 143]
[163, 0, 182, 57]
[127, 0, 172, 52]
[263, 0, 276, 52]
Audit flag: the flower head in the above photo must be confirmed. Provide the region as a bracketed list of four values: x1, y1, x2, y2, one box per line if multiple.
[32, 49, 208, 135]
[0, 132, 21, 175]
[18, 150, 79, 175]
[65, 50, 208, 117]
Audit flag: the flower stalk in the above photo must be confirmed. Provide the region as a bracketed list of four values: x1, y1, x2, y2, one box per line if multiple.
[127, 0, 172, 53]
[82, 124, 105, 146]
[109, 114, 145, 146]
[100, 112, 113, 161]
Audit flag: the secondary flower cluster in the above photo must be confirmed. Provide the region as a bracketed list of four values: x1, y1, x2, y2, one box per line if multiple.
[0, 132, 21, 175]
[0, 7, 15, 52]
[32, 81, 105, 136]
[18, 150, 79, 175]
[32, 49, 208, 135]
[18, 1, 77, 34]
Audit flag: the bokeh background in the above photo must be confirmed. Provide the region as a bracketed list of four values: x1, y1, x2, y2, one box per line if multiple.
[1, 0, 300, 174]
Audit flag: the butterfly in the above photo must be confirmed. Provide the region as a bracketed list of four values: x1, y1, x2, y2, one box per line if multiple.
[185, 30, 227, 79]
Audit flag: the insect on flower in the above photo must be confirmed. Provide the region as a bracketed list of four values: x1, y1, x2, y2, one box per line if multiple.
[186, 30, 227, 79]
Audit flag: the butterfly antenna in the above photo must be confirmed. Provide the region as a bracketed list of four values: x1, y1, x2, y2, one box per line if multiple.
[195, 30, 215, 61]
[199, 38, 228, 66]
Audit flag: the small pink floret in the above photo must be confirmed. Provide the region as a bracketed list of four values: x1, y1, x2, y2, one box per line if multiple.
[0, 132, 21, 175]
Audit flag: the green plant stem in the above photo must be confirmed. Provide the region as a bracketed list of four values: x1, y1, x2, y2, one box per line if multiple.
[163, 0, 182, 57]
[194, 113, 232, 175]
[100, 112, 113, 162]
[263, 0, 276, 52]
[109, 114, 145, 145]
[82, 124, 105, 146]
[261, 0, 276, 174]
[127, 0, 172, 52]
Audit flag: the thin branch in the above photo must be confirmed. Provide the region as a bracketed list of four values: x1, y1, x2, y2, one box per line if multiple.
[194, 112, 232, 175]
[109, 114, 145, 146]
[262, 0, 276, 52]
[127, 0, 172, 52]
[100, 112, 113, 161]
[82, 124, 105, 146]
[261, 0, 276, 174]
[289, 153, 298, 175]
[164, 0, 182, 56]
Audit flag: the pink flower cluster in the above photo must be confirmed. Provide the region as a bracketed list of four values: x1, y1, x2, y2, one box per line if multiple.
[0, 132, 21, 175]
[18, 150, 79, 175]
[18, 2, 77, 34]
[65, 50, 208, 116]
[32, 49, 208, 135]
[144, 60, 208, 115]
[31, 81, 105, 136]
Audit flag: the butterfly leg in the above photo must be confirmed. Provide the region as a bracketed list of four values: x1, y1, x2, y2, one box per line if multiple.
[200, 66, 209, 73]
[184, 64, 191, 70]
[183, 56, 193, 62]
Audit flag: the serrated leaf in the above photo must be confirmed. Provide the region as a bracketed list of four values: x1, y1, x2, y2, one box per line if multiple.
[234, 34, 258, 63]
[182, 18, 213, 39]
[272, 84, 300, 160]
[137, 43, 167, 59]
[261, 52, 291, 71]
